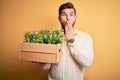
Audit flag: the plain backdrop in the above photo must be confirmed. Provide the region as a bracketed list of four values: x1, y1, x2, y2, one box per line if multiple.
[0, 0, 120, 80]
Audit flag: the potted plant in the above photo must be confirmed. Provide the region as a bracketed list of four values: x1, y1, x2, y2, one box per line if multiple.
[19, 29, 65, 63]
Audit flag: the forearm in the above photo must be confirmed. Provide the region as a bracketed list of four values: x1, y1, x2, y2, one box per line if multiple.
[70, 45, 94, 68]
[68, 34, 94, 68]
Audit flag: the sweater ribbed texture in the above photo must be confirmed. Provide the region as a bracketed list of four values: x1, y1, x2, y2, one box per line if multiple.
[40, 29, 94, 80]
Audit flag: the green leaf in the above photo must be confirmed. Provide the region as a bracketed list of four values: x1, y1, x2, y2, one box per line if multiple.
[24, 29, 65, 44]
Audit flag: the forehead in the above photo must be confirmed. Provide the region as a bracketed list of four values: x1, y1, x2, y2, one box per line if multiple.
[61, 8, 75, 14]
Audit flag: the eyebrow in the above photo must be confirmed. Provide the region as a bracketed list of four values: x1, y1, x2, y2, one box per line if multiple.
[61, 12, 75, 14]
[61, 12, 66, 14]
[70, 12, 75, 14]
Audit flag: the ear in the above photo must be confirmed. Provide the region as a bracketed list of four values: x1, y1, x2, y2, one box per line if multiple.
[58, 16, 60, 21]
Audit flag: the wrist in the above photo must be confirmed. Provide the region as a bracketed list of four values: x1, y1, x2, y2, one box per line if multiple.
[67, 39, 75, 43]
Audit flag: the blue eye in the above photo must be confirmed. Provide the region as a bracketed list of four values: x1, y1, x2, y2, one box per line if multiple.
[70, 13, 74, 16]
[62, 13, 67, 16]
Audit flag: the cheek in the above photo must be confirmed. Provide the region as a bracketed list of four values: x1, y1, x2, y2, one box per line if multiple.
[70, 17, 76, 23]
[61, 17, 67, 22]
[60, 17, 67, 25]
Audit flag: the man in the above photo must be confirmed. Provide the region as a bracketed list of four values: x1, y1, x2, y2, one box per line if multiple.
[40, 2, 94, 80]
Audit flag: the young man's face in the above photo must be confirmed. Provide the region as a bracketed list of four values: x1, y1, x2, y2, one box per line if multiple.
[59, 8, 76, 30]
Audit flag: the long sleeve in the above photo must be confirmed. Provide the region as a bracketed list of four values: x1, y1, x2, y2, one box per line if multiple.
[68, 31, 94, 68]
[39, 63, 51, 70]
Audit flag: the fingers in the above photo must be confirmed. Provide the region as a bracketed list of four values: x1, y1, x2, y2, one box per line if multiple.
[66, 20, 72, 30]
[65, 20, 71, 39]
[68, 20, 72, 29]
[65, 20, 75, 40]
[65, 22, 69, 34]
[65, 20, 73, 34]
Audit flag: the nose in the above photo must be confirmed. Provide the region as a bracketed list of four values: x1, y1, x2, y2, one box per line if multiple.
[66, 15, 70, 20]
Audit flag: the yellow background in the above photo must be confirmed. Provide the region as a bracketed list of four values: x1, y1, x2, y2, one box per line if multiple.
[0, 0, 120, 80]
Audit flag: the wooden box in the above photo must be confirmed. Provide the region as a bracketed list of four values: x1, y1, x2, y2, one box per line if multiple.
[19, 42, 62, 63]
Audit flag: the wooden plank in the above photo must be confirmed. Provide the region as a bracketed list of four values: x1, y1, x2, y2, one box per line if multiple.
[20, 42, 62, 54]
[19, 51, 62, 63]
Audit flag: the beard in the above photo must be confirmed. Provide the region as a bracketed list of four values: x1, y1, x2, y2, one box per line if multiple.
[60, 21, 76, 33]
